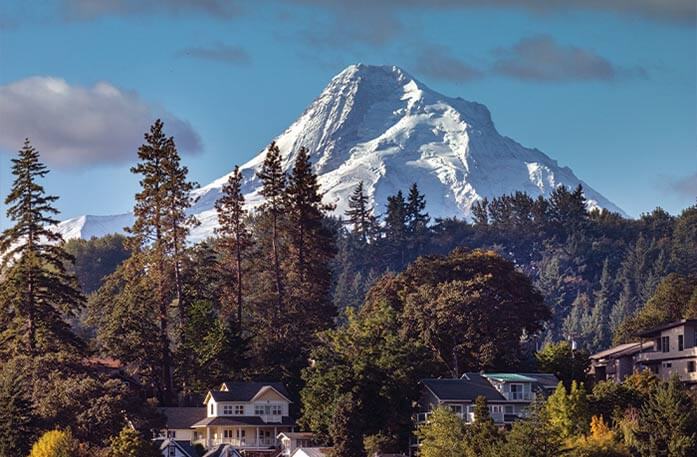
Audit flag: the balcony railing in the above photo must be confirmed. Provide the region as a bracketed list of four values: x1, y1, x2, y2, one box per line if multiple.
[636, 346, 697, 362]
[209, 438, 277, 448]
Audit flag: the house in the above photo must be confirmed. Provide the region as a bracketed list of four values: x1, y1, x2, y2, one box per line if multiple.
[416, 372, 558, 426]
[191, 381, 295, 452]
[589, 341, 653, 383]
[202, 445, 243, 457]
[153, 438, 197, 457]
[158, 407, 207, 443]
[290, 448, 331, 457]
[278, 432, 317, 456]
[634, 319, 697, 383]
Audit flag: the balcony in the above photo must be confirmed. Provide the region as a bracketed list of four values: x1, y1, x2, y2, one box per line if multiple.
[209, 437, 277, 448]
[636, 346, 697, 362]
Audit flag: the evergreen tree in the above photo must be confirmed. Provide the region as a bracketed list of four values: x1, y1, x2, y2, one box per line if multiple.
[545, 381, 590, 439]
[406, 182, 429, 234]
[329, 393, 364, 457]
[0, 139, 84, 357]
[161, 135, 198, 337]
[465, 396, 502, 457]
[215, 165, 253, 328]
[502, 400, 564, 457]
[345, 181, 377, 243]
[123, 119, 194, 402]
[590, 259, 614, 350]
[0, 359, 34, 456]
[415, 406, 467, 457]
[383, 190, 408, 268]
[636, 376, 697, 457]
[256, 141, 286, 312]
[107, 426, 161, 457]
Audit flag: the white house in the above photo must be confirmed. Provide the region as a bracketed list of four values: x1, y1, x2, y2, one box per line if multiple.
[278, 432, 316, 456]
[290, 448, 330, 457]
[191, 381, 295, 452]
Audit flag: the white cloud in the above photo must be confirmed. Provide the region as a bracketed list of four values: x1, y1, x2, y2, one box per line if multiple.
[0, 76, 201, 168]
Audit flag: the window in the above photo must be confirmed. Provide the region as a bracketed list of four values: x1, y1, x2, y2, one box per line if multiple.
[255, 404, 283, 416]
[235, 405, 244, 415]
[662, 336, 670, 353]
[504, 405, 514, 414]
[224, 429, 233, 438]
[489, 405, 502, 413]
[448, 405, 462, 414]
[223, 405, 234, 415]
[688, 361, 696, 373]
[664, 362, 672, 368]
[169, 448, 176, 457]
[656, 337, 662, 352]
[509, 384, 524, 400]
[679, 335, 684, 351]
[210, 403, 214, 415]
[166, 430, 176, 438]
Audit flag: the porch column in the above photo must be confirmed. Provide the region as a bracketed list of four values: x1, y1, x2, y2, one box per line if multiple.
[274, 426, 277, 445]
[256, 427, 260, 447]
[206, 427, 211, 448]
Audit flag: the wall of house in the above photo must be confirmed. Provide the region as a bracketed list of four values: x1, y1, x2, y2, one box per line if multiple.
[206, 425, 292, 447]
[161, 428, 197, 442]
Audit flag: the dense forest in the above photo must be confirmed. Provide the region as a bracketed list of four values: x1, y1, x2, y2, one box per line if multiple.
[1, 120, 695, 456]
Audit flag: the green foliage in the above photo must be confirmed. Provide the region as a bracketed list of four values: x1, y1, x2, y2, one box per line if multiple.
[613, 273, 697, 343]
[567, 416, 631, 457]
[536, 341, 589, 387]
[363, 432, 399, 456]
[464, 396, 503, 457]
[0, 139, 85, 357]
[402, 249, 550, 375]
[107, 426, 161, 457]
[636, 376, 697, 457]
[546, 381, 590, 439]
[0, 359, 35, 457]
[300, 301, 432, 447]
[415, 406, 467, 457]
[64, 234, 130, 294]
[29, 429, 78, 457]
[500, 400, 564, 457]
[329, 393, 364, 457]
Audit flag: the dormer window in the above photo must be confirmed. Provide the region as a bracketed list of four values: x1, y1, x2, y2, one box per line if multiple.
[509, 383, 524, 400]
[210, 403, 214, 415]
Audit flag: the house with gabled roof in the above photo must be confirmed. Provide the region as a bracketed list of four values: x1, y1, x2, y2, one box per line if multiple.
[192, 381, 295, 452]
[416, 372, 558, 426]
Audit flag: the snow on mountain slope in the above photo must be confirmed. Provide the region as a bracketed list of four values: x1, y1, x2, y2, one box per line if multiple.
[58, 64, 624, 242]
[55, 213, 134, 241]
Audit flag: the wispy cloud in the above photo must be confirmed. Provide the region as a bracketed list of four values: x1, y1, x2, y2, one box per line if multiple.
[176, 43, 251, 64]
[0, 77, 201, 168]
[662, 171, 697, 198]
[412, 46, 482, 82]
[491, 35, 648, 82]
[60, 0, 241, 20]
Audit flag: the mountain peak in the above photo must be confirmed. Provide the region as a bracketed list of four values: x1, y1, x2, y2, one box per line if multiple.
[57, 65, 625, 242]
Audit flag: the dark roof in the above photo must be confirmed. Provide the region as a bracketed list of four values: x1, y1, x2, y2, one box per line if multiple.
[636, 319, 697, 338]
[422, 375, 505, 402]
[153, 439, 196, 457]
[159, 407, 207, 429]
[517, 373, 560, 389]
[209, 382, 291, 402]
[203, 445, 243, 457]
[192, 416, 294, 427]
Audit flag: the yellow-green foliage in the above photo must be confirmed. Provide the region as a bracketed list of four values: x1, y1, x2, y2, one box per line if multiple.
[416, 406, 467, 457]
[29, 429, 77, 457]
[546, 381, 590, 439]
[567, 416, 631, 457]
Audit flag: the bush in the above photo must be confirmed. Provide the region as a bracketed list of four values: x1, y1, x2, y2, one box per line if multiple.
[29, 429, 78, 457]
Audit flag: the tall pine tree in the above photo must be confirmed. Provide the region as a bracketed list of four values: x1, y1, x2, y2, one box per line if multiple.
[215, 165, 253, 329]
[256, 141, 286, 312]
[0, 139, 84, 357]
[345, 181, 376, 243]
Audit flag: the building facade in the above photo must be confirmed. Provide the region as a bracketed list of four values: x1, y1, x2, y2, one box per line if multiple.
[635, 319, 697, 383]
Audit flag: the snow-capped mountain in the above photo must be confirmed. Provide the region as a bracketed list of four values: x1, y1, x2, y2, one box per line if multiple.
[56, 64, 624, 242]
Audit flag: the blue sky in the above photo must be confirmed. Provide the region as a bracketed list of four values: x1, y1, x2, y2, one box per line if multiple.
[0, 0, 695, 227]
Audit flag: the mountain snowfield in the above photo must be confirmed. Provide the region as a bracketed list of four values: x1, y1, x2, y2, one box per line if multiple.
[56, 64, 624, 242]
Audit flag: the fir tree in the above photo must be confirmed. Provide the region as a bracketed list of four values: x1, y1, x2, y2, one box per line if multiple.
[215, 165, 253, 329]
[0, 139, 84, 357]
[329, 393, 365, 457]
[383, 190, 408, 268]
[345, 181, 377, 243]
[126, 119, 176, 402]
[0, 359, 35, 456]
[256, 141, 286, 312]
[161, 135, 198, 337]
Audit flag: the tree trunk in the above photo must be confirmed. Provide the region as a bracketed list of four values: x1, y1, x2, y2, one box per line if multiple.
[235, 230, 243, 330]
[271, 208, 283, 313]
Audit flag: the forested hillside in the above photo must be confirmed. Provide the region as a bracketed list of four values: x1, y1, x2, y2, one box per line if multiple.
[2, 121, 695, 455]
